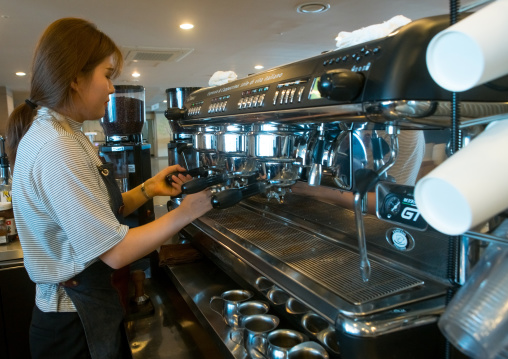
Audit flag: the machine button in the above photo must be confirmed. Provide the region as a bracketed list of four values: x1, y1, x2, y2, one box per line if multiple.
[373, 46, 381, 54]
[238, 99, 243, 109]
[289, 88, 297, 103]
[335, 58, 341, 63]
[252, 95, 259, 107]
[247, 97, 253, 108]
[222, 102, 227, 111]
[259, 94, 266, 107]
[297, 86, 305, 102]
[242, 98, 248, 109]
[280, 90, 286, 104]
[273, 91, 279, 105]
[284, 89, 291, 103]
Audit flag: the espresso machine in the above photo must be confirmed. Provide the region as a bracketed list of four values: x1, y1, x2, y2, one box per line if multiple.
[163, 14, 508, 359]
[99, 85, 154, 228]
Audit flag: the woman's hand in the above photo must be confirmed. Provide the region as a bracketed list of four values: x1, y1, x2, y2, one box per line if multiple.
[144, 164, 192, 198]
[178, 189, 214, 221]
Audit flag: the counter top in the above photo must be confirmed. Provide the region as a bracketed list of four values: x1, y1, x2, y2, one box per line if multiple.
[0, 240, 23, 263]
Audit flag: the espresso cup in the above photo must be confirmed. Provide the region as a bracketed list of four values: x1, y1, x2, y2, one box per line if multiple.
[267, 329, 308, 359]
[301, 313, 329, 336]
[238, 301, 270, 324]
[288, 341, 330, 359]
[242, 314, 280, 358]
[210, 289, 254, 329]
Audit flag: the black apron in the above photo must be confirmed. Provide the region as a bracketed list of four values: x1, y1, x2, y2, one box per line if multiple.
[60, 162, 130, 359]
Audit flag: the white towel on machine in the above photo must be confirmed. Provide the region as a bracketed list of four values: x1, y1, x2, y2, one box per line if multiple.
[208, 70, 238, 86]
[335, 15, 412, 49]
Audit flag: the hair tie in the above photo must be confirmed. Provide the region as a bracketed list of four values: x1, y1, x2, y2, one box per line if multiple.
[25, 99, 38, 110]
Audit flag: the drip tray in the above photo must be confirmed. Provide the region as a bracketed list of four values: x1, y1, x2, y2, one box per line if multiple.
[202, 206, 424, 306]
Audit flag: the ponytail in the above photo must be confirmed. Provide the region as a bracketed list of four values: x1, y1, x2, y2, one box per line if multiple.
[6, 102, 38, 170]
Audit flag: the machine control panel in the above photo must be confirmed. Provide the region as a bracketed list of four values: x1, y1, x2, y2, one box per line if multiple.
[376, 182, 428, 231]
[188, 100, 204, 116]
[238, 86, 269, 110]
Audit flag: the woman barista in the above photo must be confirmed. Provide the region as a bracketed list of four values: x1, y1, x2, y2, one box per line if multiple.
[6, 18, 213, 358]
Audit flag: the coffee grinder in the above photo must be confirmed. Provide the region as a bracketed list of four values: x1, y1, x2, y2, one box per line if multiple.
[99, 85, 154, 228]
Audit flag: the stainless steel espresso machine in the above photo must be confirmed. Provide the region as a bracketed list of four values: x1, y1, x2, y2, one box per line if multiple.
[99, 85, 154, 228]
[164, 15, 508, 359]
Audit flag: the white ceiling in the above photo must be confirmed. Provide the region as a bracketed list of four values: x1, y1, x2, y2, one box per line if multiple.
[0, 0, 453, 111]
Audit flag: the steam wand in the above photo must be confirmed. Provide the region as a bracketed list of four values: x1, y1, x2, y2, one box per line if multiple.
[353, 126, 399, 282]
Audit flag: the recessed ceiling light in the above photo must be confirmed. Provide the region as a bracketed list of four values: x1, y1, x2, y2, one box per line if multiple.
[296, 2, 330, 14]
[132, 72, 140, 78]
[15, 72, 26, 76]
[180, 23, 194, 30]
[254, 65, 264, 70]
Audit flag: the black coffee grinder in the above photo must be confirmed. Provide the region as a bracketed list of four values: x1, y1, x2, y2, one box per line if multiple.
[99, 85, 154, 228]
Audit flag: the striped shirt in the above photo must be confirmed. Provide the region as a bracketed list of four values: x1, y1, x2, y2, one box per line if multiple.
[12, 108, 128, 312]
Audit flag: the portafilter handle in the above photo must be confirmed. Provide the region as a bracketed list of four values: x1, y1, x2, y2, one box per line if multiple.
[211, 181, 269, 209]
[181, 173, 230, 194]
[165, 166, 210, 185]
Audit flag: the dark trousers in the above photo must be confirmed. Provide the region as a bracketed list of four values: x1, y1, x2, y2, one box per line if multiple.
[29, 306, 132, 359]
[29, 306, 91, 359]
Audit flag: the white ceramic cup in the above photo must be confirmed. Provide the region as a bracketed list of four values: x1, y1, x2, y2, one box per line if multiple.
[415, 120, 508, 235]
[426, 0, 508, 92]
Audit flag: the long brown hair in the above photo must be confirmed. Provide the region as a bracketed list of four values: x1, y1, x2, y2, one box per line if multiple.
[6, 18, 123, 169]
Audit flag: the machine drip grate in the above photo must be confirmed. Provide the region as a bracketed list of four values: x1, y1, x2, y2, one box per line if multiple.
[204, 206, 424, 305]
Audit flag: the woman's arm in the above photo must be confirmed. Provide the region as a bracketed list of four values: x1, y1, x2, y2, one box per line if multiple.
[100, 188, 212, 268]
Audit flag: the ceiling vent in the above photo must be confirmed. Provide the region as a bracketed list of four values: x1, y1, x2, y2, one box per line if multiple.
[122, 47, 194, 67]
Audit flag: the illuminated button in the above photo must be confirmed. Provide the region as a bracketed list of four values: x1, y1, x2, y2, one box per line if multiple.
[238, 99, 244, 109]
[280, 90, 286, 104]
[252, 95, 259, 107]
[242, 98, 248, 109]
[273, 91, 280, 105]
[297, 86, 305, 102]
[259, 94, 266, 107]
[221, 102, 227, 111]
[284, 89, 290, 103]
[289, 88, 297, 103]
[247, 97, 253, 108]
